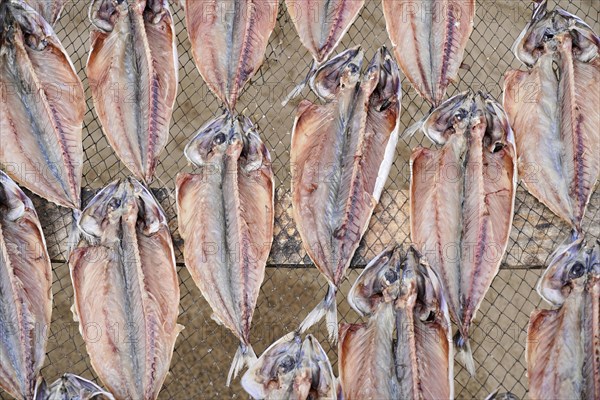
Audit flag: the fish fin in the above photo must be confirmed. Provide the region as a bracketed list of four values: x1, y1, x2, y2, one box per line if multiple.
[70, 303, 80, 323]
[281, 61, 317, 106]
[400, 115, 426, 140]
[227, 343, 257, 387]
[211, 313, 224, 326]
[67, 208, 81, 254]
[299, 283, 338, 342]
[33, 376, 47, 400]
[454, 330, 475, 376]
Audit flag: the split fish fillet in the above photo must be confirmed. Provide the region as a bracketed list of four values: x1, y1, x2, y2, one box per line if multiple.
[34, 374, 114, 400]
[0, 171, 52, 400]
[176, 112, 274, 386]
[242, 333, 336, 400]
[185, 0, 278, 111]
[382, 0, 475, 107]
[283, 0, 365, 102]
[291, 47, 401, 340]
[504, 33, 599, 232]
[341, 245, 453, 400]
[527, 237, 599, 400]
[87, 0, 178, 183]
[69, 178, 182, 400]
[0, 0, 83, 209]
[25, 0, 64, 26]
[410, 91, 517, 375]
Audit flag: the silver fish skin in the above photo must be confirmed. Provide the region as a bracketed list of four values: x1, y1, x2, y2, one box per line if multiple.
[24, 0, 64, 25]
[528, 237, 599, 400]
[0, 0, 84, 209]
[33, 374, 115, 400]
[69, 178, 182, 400]
[382, 0, 475, 107]
[411, 91, 517, 375]
[513, 0, 599, 67]
[504, 34, 600, 232]
[343, 245, 453, 400]
[176, 112, 274, 386]
[87, 0, 178, 183]
[0, 170, 52, 400]
[242, 333, 336, 400]
[291, 47, 401, 341]
[282, 0, 365, 103]
[185, 0, 278, 111]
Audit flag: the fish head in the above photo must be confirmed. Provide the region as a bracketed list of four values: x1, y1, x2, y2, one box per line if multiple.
[143, 0, 168, 24]
[239, 115, 271, 173]
[184, 113, 241, 167]
[554, 8, 599, 62]
[311, 46, 363, 101]
[407, 246, 447, 322]
[0, 170, 30, 221]
[513, 0, 554, 66]
[479, 92, 514, 153]
[5, 0, 51, 50]
[364, 46, 401, 113]
[537, 233, 588, 306]
[128, 177, 166, 236]
[34, 374, 115, 400]
[298, 335, 336, 399]
[423, 91, 475, 145]
[348, 245, 403, 316]
[241, 332, 303, 399]
[78, 179, 137, 242]
[89, 0, 127, 32]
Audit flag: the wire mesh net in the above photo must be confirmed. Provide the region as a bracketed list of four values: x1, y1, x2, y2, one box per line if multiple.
[1, 0, 599, 399]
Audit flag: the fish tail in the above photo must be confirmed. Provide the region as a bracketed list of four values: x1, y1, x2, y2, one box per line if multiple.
[226, 342, 257, 387]
[281, 61, 317, 106]
[299, 283, 338, 342]
[67, 208, 81, 254]
[454, 330, 475, 376]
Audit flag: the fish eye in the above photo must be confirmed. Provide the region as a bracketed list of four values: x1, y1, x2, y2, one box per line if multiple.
[213, 133, 226, 145]
[492, 142, 505, 153]
[278, 356, 296, 373]
[108, 198, 121, 209]
[383, 269, 398, 284]
[347, 63, 359, 74]
[568, 261, 586, 279]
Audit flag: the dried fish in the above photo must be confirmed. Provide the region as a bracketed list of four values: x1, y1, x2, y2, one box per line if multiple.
[34, 374, 114, 400]
[0, 170, 52, 400]
[283, 0, 365, 103]
[291, 47, 401, 340]
[527, 236, 599, 400]
[341, 245, 453, 400]
[69, 178, 182, 400]
[0, 0, 84, 209]
[382, 0, 475, 107]
[504, 20, 599, 232]
[176, 112, 274, 385]
[185, 0, 278, 111]
[242, 333, 336, 400]
[25, 0, 64, 26]
[410, 91, 517, 375]
[87, 0, 178, 183]
[513, 0, 600, 67]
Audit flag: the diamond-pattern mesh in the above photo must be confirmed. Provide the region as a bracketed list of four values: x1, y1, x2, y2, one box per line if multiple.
[1, 0, 599, 399]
